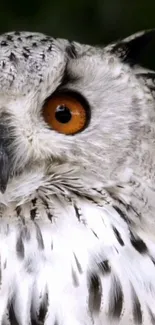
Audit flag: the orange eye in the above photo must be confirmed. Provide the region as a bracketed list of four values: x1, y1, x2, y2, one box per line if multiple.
[42, 92, 89, 135]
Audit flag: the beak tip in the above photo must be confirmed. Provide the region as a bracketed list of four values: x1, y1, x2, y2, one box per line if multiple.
[0, 183, 7, 193]
[0, 149, 10, 194]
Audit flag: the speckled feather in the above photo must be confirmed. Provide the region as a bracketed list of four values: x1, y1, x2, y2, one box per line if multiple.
[0, 30, 155, 325]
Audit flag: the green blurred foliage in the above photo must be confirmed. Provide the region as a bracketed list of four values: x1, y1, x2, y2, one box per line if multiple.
[0, 0, 155, 67]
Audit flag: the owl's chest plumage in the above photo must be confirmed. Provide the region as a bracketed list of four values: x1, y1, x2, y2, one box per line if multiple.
[0, 193, 100, 325]
[0, 187, 155, 325]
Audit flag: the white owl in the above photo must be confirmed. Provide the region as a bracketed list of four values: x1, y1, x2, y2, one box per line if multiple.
[0, 29, 155, 325]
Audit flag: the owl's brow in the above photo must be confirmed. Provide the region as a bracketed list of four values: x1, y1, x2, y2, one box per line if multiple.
[57, 42, 81, 88]
[66, 42, 78, 59]
[60, 66, 81, 88]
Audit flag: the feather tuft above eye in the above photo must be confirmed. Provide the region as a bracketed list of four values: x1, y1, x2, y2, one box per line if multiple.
[110, 29, 155, 65]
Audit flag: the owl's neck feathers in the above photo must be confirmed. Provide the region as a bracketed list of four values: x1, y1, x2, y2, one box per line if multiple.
[0, 162, 130, 205]
[0, 162, 151, 234]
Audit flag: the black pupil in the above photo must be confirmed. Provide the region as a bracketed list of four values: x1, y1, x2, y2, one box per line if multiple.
[55, 105, 72, 123]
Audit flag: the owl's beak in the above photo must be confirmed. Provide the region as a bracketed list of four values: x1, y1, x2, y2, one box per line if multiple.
[0, 144, 10, 193]
[0, 114, 13, 193]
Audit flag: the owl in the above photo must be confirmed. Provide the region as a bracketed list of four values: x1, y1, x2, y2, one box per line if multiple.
[0, 28, 155, 325]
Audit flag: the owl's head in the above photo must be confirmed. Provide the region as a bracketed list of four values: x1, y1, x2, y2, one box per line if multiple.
[0, 30, 154, 203]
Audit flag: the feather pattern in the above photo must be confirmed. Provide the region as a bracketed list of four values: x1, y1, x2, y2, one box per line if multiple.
[0, 181, 154, 325]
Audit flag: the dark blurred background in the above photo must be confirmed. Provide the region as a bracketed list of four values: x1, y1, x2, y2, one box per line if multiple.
[0, 0, 155, 68]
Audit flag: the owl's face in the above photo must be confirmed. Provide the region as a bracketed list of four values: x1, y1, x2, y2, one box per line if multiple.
[0, 30, 154, 202]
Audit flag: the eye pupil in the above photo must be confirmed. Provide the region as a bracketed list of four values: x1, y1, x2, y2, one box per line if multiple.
[55, 105, 72, 124]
